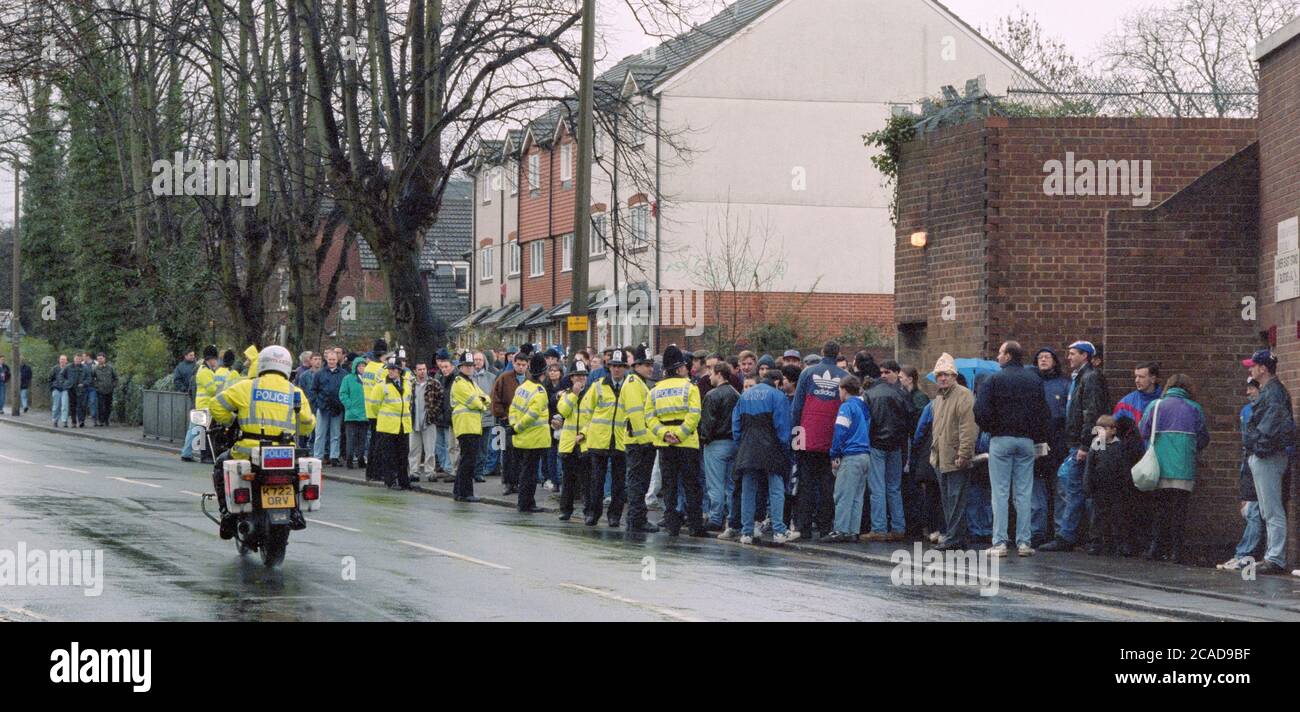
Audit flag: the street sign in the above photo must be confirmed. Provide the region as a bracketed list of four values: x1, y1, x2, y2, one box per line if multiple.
[1277, 217, 1299, 303]
[567, 316, 589, 332]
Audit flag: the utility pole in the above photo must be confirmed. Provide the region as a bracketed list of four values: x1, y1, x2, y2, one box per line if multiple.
[568, 0, 595, 364]
[10, 158, 20, 416]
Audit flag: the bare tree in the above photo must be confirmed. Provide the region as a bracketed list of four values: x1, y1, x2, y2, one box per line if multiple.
[1100, 0, 1296, 117]
[673, 197, 786, 351]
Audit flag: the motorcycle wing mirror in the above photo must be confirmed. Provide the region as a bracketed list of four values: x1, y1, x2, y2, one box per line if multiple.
[189, 409, 211, 428]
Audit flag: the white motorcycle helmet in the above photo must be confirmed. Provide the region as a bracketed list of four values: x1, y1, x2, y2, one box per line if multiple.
[257, 345, 294, 379]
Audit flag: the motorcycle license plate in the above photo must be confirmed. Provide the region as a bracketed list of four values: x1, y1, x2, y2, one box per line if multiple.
[261, 485, 296, 509]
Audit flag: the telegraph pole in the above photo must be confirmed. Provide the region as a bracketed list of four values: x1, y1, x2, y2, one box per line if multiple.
[568, 0, 595, 363]
[10, 158, 20, 416]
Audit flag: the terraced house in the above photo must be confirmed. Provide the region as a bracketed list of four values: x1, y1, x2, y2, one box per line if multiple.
[459, 0, 1042, 351]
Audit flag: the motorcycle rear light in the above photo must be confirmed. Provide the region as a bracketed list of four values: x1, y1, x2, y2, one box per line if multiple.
[264, 474, 295, 485]
[303, 485, 319, 501]
[241, 474, 255, 481]
[233, 488, 251, 504]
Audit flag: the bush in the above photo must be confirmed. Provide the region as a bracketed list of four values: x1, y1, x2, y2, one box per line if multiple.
[835, 323, 894, 350]
[745, 321, 800, 357]
[110, 326, 174, 426]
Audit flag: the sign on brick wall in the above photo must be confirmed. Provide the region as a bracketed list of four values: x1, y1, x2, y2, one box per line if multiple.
[1276, 217, 1300, 303]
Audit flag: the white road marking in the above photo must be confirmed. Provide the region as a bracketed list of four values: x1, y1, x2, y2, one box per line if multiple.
[109, 476, 162, 489]
[307, 518, 362, 533]
[396, 540, 511, 570]
[1, 606, 58, 622]
[559, 583, 706, 622]
[0, 454, 35, 465]
[179, 490, 206, 498]
[46, 465, 90, 474]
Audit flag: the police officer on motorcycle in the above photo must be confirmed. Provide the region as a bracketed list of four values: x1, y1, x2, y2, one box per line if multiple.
[209, 345, 317, 539]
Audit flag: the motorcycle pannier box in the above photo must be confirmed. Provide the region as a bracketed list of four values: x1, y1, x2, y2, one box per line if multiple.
[298, 457, 322, 512]
[223, 460, 254, 514]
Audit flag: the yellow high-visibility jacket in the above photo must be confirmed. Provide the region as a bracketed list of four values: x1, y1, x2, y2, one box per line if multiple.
[210, 373, 316, 460]
[556, 390, 587, 454]
[450, 374, 489, 437]
[362, 360, 386, 419]
[213, 366, 232, 394]
[618, 372, 652, 446]
[243, 345, 260, 378]
[646, 377, 702, 449]
[509, 379, 550, 450]
[579, 377, 624, 452]
[371, 378, 413, 435]
[194, 364, 219, 411]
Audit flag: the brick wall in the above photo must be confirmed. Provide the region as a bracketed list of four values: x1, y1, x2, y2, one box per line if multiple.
[984, 117, 1257, 356]
[894, 119, 991, 370]
[1257, 31, 1300, 564]
[1105, 144, 1261, 563]
[519, 128, 577, 310]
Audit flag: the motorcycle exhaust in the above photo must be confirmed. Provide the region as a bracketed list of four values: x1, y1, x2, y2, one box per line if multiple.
[237, 520, 255, 537]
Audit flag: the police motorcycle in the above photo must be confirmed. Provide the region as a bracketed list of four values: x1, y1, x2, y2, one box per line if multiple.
[195, 389, 323, 568]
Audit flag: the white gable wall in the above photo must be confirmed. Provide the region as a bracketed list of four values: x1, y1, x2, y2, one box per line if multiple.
[653, 0, 1029, 295]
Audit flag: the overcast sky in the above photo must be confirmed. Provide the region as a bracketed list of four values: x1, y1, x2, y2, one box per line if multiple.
[0, 0, 1174, 227]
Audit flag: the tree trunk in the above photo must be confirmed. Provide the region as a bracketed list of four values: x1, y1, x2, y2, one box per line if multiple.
[380, 228, 442, 365]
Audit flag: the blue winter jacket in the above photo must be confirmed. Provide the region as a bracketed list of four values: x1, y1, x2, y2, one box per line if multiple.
[830, 396, 872, 459]
[1114, 386, 1162, 424]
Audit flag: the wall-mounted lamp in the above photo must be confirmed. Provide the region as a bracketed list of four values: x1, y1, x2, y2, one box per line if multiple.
[910, 231, 928, 249]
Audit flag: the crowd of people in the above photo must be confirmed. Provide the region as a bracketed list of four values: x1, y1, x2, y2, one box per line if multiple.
[0, 351, 117, 426]
[40, 331, 1291, 576]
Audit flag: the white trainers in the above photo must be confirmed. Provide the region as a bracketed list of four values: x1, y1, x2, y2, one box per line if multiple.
[717, 528, 740, 541]
[760, 518, 773, 535]
[928, 532, 941, 544]
[783, 530, 801, 543]
[1018, 544, 1035, 557]
[985, 544, 1008, 558]
[739, 535, 754, 545]
[1217, 556, 1251, 571]
[771, 532, 789, 545]
[1292, 569, 1300, 577]
[543, 481, 556, 491]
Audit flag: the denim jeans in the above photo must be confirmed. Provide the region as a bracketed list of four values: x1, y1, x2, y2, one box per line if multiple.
[50, 390, 69, 425]
[86, 389, 97, 422]
[21, 387, 29, 412]
[1031, 476, 1052, 543]
[703, 440, 737, 527]
[434, 426, 453, 471]
[542, 445, 561, 485]
[868, 447, 904, 534]
[0, 382, 6, 412]
[1249, 453, 1289, 567]
[478, 423, 501, 477]
[833, 453, 870, 535]
[989, 436, 1035, 547]
[180, 423, 204, 458]
[1053, 454, 1089, 544]
[966, 476, 992, 538]
[313, 410, 343, 460]
[1234, 501, 1265, 560]
[740, 469, 788, 537]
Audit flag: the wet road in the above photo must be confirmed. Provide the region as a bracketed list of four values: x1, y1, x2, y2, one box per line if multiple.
[0, 427, 1172, 621]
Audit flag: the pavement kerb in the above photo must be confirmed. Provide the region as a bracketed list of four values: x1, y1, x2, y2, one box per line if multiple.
[0, 416, 1287, 621]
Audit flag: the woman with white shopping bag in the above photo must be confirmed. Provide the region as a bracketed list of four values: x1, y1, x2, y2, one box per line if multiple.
[1135, 374, 1209, 563]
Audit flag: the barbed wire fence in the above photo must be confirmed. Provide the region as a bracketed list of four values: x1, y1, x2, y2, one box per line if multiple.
[1002, 74, 1259, 119]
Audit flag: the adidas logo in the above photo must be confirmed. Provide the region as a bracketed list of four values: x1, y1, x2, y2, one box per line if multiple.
[812, 370, 840, 393]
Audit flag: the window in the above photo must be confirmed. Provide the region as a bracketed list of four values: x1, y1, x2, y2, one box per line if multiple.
[561, 233, 573, 272]
[452, 264, 469, 293]
[479, 246, 494, 281]
[529, 240, 545, 277]
[508, 240, 521, 276]
[479, 172, 491, 204]
[508, 163, 518, 196]
[528, 154, 540, 192]
[629, 204, 649, 251]
[560, 144, 573, 185]
[591, 214, 607, 256]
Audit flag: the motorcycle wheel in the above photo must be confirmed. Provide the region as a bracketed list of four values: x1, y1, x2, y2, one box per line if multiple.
[259, 525, 290, 568]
